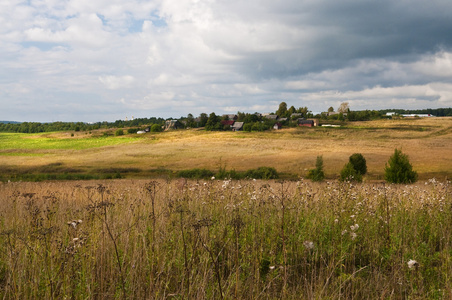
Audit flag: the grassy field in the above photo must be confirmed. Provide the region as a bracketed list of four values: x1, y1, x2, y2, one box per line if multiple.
[0, 178, 450, 299]
[1, 118, 451, 298]
[0, 117, 451, 181]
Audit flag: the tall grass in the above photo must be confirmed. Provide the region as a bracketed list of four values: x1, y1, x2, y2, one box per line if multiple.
[0, 178, 451, 299]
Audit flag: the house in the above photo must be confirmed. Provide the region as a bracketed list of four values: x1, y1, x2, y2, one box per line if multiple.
[232, 122, 244, 131]
[298, 119, 314, 127]
[221, 120, 235, 126]
[307, 118, 319, 127]
[273, 122, 282, 130]
[264, 114, 278, 120]
[164, 119, 183, 130]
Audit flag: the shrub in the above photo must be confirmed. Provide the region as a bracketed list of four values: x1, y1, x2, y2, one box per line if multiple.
[340, 162, 362, 182]
[307, 155, 325, 182]
[244, 166, 279, 179]
[115, 129, 124, 136]
[349, 153, 367, 175]
[127, 128, 138, 134]
[243, 123, 252, 132]
[177, 168, 215, 179]
[384, 149, 418, 183]
[151, 124, 163, 132]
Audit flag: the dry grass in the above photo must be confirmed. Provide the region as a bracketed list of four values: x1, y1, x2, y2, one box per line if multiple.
[0, 178, 451, 299]
[1, 117, 451, 180]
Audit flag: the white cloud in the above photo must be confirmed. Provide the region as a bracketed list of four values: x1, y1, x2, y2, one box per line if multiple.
[1, 0, 452, 121]
[99, 75, 135, 89]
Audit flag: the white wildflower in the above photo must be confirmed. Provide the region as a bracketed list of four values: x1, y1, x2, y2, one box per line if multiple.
[303, 240, 315, 250]
[350, 224, 359, 231]
[350, 232, 357, 240]
[73, 237, 79, 242]
[407, 259, 419, 269]
[334, 218, 339, 224]
[211, 176, 215, 180]
[341, 230, 348, 236]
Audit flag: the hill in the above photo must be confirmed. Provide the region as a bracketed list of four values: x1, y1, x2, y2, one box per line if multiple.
[0, 117, 451, 181]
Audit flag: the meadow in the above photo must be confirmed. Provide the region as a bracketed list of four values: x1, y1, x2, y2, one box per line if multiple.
[0, 178, 450, 299]
[0, 117, 451, 181]
[0, 118, 451, 298]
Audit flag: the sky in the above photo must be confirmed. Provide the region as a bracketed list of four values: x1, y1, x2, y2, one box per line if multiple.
[1, 0, 452, 122]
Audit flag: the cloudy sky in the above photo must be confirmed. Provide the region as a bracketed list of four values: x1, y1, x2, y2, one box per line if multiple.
[1, 0, 452, 122]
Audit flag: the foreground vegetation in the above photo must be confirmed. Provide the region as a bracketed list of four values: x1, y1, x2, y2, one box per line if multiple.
[0, 179, 451, 299]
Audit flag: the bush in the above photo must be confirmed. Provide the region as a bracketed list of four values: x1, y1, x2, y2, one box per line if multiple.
[243, 123, 252, 132]
[384, 149, 418, 184]
[340, 162, 362, 182]
[127, 128, 138, 134]
[177, 168, 215, 179]
[115, 129, 124, 136]
[307, 155, 325, 182]
[244, 167, 279, 179]
[151, 124, 162, 132]
[349, 153, 367, 175]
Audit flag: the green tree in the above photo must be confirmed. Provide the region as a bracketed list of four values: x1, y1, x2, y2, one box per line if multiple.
[340, 162, 362, 182]
[349, 153, 367, 175]
[199, 113, 208, 127]
[115, 129, 124, 136]
[205, 112, 221, 131]
[384, 149, 418, 183]
[307, 155, 325, 182]
[243, 123, 252, 132]
[276, 101, 288, 117]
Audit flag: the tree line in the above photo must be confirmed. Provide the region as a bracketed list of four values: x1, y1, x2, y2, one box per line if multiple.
[1, 103, 451, 133]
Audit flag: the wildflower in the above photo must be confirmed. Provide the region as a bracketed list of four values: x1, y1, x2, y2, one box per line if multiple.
[73, 237, 79, 242]
[350, 224, 359, 231]
[67, 219, 82, 229]
[350, 232, 357, 240]
[211, 176, 215, 180]
[407, 259, 419, 269]
[303, 240, 314, 250]
[341, 230, 348, 236]
[334, 218, 339, 224]
[269, 266, 275, 270]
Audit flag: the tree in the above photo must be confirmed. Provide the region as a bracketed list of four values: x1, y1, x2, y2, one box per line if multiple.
[115, 129, 124, 136]
[349, 153, 367, 175]
[384, 149, 418, 183]
[307, 156, 325, 182]
[276, 101, 288, 117]
[199, 113, 208, 127]
[186, 113, 195, 128]
[328, 106, 335, 113]
[340, 162, 362, 182]
[338, 102, 350, 113]
[205, 112, 221, 131]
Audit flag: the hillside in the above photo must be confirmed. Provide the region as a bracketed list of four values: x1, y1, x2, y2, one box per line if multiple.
[0, 117, 451, 181]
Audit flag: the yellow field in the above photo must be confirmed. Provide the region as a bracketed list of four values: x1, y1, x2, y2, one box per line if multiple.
[1, 117, 451, 180]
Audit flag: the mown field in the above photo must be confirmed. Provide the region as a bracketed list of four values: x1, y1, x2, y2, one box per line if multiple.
[0, 117, 451, 181]
[0, 178, 451, 299]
